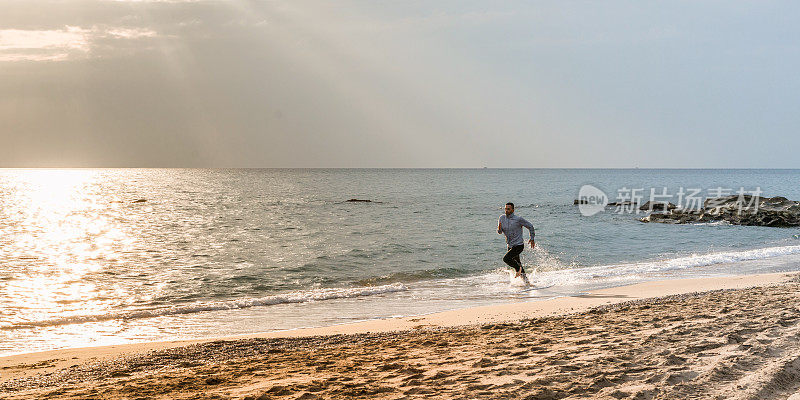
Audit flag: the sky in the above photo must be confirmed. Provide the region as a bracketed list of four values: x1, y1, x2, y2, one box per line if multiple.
[1, 0, 799, 168]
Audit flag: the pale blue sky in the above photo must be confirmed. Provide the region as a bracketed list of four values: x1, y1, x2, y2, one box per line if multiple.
[1, 1, 798, 167]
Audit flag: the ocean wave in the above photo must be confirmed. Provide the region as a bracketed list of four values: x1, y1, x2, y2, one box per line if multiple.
[354, 267, 470, 286]
[539, 244, 800, 286]
[1, 283, 407, 330]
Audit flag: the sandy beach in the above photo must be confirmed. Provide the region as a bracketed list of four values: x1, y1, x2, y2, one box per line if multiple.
[4, 0, 799, 397]
[3, 272, 800, 399]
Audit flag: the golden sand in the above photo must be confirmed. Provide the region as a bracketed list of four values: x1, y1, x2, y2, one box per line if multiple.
[3, 273, 800, 399]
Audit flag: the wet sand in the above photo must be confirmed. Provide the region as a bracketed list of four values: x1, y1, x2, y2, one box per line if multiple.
[3, 272, 800, 399]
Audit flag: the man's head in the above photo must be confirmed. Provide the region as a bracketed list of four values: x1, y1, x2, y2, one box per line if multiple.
[504, 202, 514, 216]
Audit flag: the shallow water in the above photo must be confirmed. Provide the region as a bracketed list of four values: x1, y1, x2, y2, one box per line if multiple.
[2, 168, 799, 355]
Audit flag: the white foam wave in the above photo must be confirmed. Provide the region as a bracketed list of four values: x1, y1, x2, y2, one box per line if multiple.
[447, 244, 800, 290]
[3, 283, 407, 330]
[540, 244, 800, 286]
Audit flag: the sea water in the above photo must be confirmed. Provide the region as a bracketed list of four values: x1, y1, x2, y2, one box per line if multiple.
[1, 168, 799, 356]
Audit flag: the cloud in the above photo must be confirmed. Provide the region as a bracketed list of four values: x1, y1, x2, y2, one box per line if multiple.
[106, 0, 201, 2]
[1, 0, 799, 167]
[0, 26, 90, 61]
[105, 28, 157, 39]
[0, 25, 159, 62]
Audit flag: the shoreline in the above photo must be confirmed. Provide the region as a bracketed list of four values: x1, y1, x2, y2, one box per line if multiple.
[1, 271, 793, 385]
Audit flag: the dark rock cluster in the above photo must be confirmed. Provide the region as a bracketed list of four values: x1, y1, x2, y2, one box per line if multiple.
[640, 195, 800, 227]
[638, 201, 677, 212]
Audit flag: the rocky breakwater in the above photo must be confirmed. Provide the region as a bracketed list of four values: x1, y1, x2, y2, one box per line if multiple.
[640, 195, 800, 227]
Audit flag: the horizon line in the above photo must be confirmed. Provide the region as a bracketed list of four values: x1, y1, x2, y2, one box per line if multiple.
[2, 167, 800, 171]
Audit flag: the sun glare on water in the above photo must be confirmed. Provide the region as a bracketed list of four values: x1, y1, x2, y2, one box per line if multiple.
[0, 169, 134, 337]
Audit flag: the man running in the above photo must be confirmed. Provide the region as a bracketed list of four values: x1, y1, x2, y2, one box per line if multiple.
[497, 202, 536, 283]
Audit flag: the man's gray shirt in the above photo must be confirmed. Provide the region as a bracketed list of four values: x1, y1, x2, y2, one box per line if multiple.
[498, 213, 535, 247]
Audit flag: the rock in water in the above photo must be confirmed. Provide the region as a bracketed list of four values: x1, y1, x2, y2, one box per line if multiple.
[639, 201, 677, 212]
[640, 195, 800, 227]
[607, 201, 637, 207]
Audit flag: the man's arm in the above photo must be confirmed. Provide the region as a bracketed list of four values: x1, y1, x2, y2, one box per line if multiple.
[520, 217, 535, 242]
[497, 216, 503, 234]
